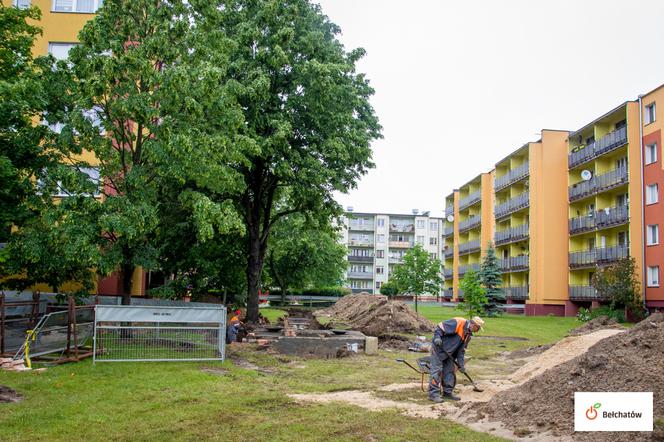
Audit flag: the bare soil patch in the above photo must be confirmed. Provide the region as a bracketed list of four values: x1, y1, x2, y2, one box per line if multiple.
[568, 315, 626, 336]
[0, 386, 22, 403]
[314, 294, 433, 336]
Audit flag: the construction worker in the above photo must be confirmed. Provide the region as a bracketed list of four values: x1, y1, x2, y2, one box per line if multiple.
[428, 316, 484, 403]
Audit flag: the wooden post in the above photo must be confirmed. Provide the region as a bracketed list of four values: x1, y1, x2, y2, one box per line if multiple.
[0, 292, 5, 355]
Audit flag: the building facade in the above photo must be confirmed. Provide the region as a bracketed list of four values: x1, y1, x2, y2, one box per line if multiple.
[341, 211, 444, 295]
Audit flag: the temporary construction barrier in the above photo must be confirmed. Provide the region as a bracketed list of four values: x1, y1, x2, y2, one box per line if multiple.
[93, 305, 226, 363]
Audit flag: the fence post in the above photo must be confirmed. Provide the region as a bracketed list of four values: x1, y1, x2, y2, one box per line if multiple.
[0, 292, 5, 355]
[30, 290, 41, 329]
[66, 296, 73, 356]
[70, 296, 79, 360]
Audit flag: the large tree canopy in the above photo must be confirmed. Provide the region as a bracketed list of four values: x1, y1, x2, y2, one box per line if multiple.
[196, 0, 381, 321]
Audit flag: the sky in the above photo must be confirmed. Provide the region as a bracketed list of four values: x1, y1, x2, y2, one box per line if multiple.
[319, 0, 664, 217]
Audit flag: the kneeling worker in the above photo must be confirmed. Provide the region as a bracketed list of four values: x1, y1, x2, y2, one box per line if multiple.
[428, 316, 484, 403]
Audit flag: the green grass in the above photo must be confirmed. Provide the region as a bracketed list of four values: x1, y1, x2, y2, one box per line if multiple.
[259, 307, 287, 323]
[0, 304, 582, 442]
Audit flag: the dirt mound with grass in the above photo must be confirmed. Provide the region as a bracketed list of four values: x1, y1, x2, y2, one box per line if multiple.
[0, 386, 22, 403]
[378, 334, 411, 351]
[568, 315, 626, 336]
[315, 294, 434, 336]
[473, 313, 664, 439]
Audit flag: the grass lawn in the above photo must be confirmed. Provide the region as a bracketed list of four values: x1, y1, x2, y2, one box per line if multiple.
[0, 305, 581, 441]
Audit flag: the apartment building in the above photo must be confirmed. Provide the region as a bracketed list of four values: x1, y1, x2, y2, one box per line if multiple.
[342, 211, 444, 295]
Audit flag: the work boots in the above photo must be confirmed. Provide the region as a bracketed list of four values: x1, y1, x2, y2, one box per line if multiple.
[428, 395, 444, 404]
[443, 393, 461, 401]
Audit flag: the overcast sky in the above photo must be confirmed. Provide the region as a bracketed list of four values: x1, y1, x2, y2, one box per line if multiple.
[319, 0, 664, 217]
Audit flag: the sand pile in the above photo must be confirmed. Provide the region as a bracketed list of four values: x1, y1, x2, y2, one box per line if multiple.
[473, 313, 664, 439]
[568, 315, 626, 336]
[315, 294, 434, 336]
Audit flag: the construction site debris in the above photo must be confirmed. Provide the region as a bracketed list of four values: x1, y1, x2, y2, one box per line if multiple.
[0, 385, 22, 403]
[0, 358, 30, 372]
[474, 313, 664, 439]
[315, 294, 434, 336]
[568, 315, 626, 336]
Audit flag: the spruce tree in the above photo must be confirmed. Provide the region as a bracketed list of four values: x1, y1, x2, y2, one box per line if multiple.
[480, 244, 504, 316]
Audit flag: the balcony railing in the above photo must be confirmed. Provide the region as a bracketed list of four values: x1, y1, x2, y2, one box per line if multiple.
[389, 241, 414, 248]
[443, 288, 454, 299]
[348, 239, 374, 247]
[457, 288, 464, 300]
[459, 191, 481, 211]
[444, 268, 453, 279]
[494, 224, 529, 246]
[388, 256, 404, 264]
[499, 255, 529, 272]
[569, 205, 629, 235]
[494, 161, 530, 192]
[348, 271, 374, 279]
[443, 248, 454, 259]
[348, 255, 374, 262]
[458, 263, 480, 276]
[568, 126, 628, 168]
[505, 286, 529, 301]
[458, 240, 481, 255]
[351, 288, 373, 294]
[569, 244, 629, 268]
[495, 192, 529, 219]
[349, 222, 375, 231]
[568, 285, 608, 301]
[444, 225, 454, 236]
[390, 224, 414, 233]
[459, 215, 481, 233]
[569, 167, 628, 202]
[445, 205, 453, 217]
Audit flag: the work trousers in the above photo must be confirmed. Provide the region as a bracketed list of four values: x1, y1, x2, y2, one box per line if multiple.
[428, 351, 456, 397]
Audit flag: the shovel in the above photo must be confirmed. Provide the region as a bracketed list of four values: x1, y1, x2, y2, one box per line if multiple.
[442, 349, 484, 392]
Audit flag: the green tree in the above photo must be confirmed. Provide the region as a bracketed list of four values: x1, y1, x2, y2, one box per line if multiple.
[53, 0, 244, 303]
[198, 0, 381, 322]
[267, 214, 347, 304]
[479, 244, 504, 316]
[379, 279, 399, 297]
[591, 257, 643, 320]
[390, 244, 443, 313]
[457, 270, 487, 318]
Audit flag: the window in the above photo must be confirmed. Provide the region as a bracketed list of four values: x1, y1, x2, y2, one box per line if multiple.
[377, 234, 385, 243]
[430, 253, 437, 260]
[646, 103, 656, 124]
[587, 237, 596, 250]
[648, 225, 659, 245]
[647, 184, 659, 204]
[587, 203, 595, 217]
[416, 235, 424, 245]
[647, 266, 660, 287]
[53, 0, 103, 13]
[430, 221, 437, 231]
[616, 193, 629, 207]
[48, 42, 78, 60]
[617, 231, 627, 247]
[429, 237, 437, 245]
[375, 282, 381, 289]
[13, 0, 31, 8]
[376, 250, 384, 259]
[615, 156, 627, 170]
[646, 143, 658, 165]
[376, 266, 384, 274]
[416, 220, 425, 229]
[615, 119, 627, 130]
[377, 218, 385, 227]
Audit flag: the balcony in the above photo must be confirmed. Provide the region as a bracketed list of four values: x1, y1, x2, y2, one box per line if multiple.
[459, 190, 481, 211]
[495, 224, 529, 246]
[495, 192, 529, 219]
[569, 244, 629, 269]
[569, 205, 629, 235]
[443, 288, 454, 299]
[388, 256, 404, 264]
[569, 285, 608, 301]
[390, 223, 414, 233]
[389, 241, 414, 248]
[568, 126, 628, 168]
[458, 215, 481, 233]
[458, 240, 481, 256]
[499, 255, 529, 272]
[349, 222, 375, 232]
[348, 271, 374, 279]
[348, 255, 374, 263]
[568, 167, 628, 202]
[443, 268, 453, 279]
[348, 239, 374, 247]
[444, 225, 454, 236]
[351, 288, 373, 294]
[505, 286, 529, 301]
[457, 288, 464, 300]
[443, 248, 454, 259]
[494, 161, 530, 192]
[458, 263, 480, 276]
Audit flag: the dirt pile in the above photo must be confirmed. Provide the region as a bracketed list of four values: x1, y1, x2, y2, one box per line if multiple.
[474, 313, 664, 439]
[0, 385, 22, 403]
[568, 315, 626, 336]
[315, 294, 434, 336]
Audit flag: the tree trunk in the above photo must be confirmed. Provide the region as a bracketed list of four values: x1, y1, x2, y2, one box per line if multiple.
[246, 226, 264, 323]
[121, 263, 133, 306]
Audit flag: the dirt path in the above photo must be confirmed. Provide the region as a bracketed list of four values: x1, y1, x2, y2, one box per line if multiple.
[289, 329, 622, 441]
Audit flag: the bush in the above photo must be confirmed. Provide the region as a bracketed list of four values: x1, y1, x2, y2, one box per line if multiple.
[379, 280, 399, 297]
[577, 306, 625, 323]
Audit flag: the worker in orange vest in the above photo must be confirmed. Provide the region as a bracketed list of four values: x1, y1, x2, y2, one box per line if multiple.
[428, 316, 484, 402]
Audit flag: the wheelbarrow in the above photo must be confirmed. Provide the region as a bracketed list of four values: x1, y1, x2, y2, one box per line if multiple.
[396, 355, 483, 393]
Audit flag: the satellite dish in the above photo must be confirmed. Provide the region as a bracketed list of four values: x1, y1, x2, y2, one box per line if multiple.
[446, 214, 454, 223]
[581, 170, 593, 181]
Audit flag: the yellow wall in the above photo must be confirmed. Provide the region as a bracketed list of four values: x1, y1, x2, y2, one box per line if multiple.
[626, 101, 644, 297]
[480, 171, 495, 255]
[528, 130, 570, 305]
[452, 190, 460, 299]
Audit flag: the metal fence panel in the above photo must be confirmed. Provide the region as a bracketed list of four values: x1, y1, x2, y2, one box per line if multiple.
[94, 305, 226, 363]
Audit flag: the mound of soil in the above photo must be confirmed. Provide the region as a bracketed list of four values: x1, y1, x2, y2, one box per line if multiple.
[568, 315, 625, 336]
[505, 343, 553, 360]
[0, 386, 22, 403]
[378, 334, 411, 351]
[474, 313, 664, 439]
[315, 294, 434, 336]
